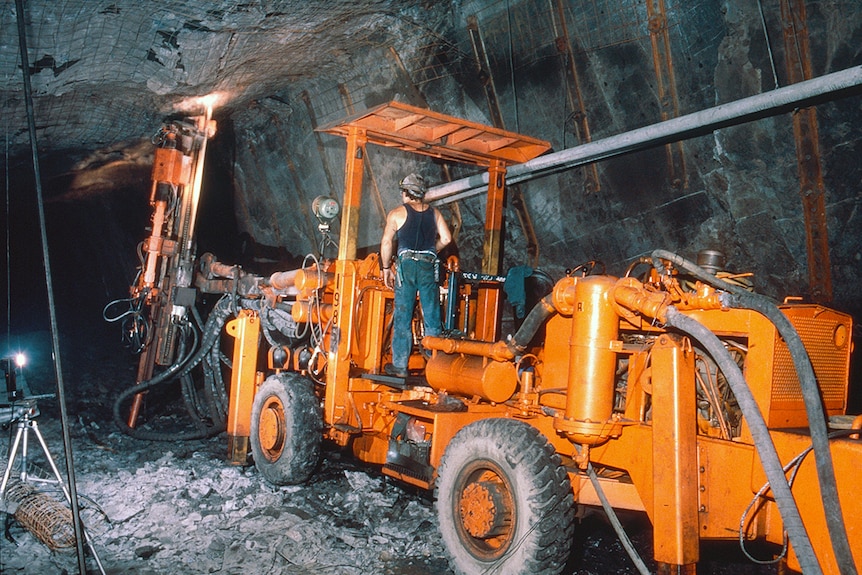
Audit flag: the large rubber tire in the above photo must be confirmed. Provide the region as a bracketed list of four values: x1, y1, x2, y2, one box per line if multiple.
[436, 418, 574, 575]
[250, 372, 322, 485]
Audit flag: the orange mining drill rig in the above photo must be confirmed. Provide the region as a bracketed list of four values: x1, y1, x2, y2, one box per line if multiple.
[110, 102, 860, 575]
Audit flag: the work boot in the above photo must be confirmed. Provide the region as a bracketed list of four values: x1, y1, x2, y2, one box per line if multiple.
[384, 363, 408, 378]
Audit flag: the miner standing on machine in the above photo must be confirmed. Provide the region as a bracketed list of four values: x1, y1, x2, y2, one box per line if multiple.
[380, 173, 452, 378]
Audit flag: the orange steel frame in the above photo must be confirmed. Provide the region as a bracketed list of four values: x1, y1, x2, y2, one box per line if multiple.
[216, 101, 861, 573]
[530, 298, 859, 573]
[314, 103, 860, 573]
[315, 101, 551, 445]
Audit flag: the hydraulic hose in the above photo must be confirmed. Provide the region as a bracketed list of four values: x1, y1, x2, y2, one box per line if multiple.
[664, 307, 821, 574]
[586, 463, 651, 575]
[506, 294, 556, 356]
[652, 250, 856, 575]
[204, 344, 229, 428]
[113, 296, 233, 441]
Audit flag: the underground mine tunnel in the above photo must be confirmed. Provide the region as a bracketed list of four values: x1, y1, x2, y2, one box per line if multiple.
[1, 1, 861, 574]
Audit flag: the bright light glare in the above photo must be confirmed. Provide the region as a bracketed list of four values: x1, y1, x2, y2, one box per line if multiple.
[175, 91, 228, 115]
[198, 92, 225, 110]
[14, 353, 26, 368]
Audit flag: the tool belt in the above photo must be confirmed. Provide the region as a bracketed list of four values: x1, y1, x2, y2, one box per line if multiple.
[397, 249, 440, 282]
[398, 249, 437, 263]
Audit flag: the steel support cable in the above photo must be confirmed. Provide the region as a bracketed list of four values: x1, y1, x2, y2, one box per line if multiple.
[113, 296, 232, 440]
[13, 0, 88, 571]
[663, 308, 821, 575]
[651, 249, 856, 575]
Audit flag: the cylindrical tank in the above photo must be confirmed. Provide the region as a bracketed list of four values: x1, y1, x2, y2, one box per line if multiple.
[268, 268, 301, 289]
[425, 353, 518, 404]
[291, 301, 333, 323]
[563, 275, 619, 444]
[294, 268, 334, 292]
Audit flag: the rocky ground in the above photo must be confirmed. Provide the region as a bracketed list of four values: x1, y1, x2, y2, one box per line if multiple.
[0, 329, 780, 574]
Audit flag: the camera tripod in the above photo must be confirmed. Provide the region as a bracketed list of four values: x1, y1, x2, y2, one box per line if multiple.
[0, 400, 105, 574]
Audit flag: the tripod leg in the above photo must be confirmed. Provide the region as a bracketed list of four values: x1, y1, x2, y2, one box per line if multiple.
[28, 421, 71, 501]
[29, 420, 107, 575]
[0, 424, 25, 500]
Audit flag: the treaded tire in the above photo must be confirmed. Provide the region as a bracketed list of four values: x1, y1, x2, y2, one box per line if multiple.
[250, 372, 322, 485]
[436, 418, 574, 575]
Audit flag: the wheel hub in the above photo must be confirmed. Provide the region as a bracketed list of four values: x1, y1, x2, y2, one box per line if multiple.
[258, 398, 285, 460]
[459, 479, 512, 539]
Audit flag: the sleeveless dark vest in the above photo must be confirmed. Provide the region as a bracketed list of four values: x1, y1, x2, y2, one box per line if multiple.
[397, 204, 436, 253]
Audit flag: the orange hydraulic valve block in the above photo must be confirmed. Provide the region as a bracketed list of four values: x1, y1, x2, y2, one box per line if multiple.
[552, 275, 622, 445]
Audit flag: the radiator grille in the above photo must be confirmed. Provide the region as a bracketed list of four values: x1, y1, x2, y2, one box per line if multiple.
[771, 312, 850, 413]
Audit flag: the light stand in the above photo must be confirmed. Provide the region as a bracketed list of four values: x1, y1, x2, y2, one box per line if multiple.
[0, 400, 105, 574]
[312, 195, 340, 258]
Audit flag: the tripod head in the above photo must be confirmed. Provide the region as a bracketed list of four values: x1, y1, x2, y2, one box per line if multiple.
[0, 399, 39, 426]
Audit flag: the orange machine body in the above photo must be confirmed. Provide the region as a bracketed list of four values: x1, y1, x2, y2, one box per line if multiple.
[126, 102, 861, 574]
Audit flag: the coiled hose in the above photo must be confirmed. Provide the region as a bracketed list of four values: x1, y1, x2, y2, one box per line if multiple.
[113, 295, 233, 441]
[653, 249, 856, 575]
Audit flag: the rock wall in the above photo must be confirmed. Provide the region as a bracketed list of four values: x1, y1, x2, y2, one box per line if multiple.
[228, 0, 862, 317]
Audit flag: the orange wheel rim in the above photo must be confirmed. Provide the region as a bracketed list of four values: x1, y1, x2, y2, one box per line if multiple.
[258, 397, 285, 461]
[456, 466, 515, 558]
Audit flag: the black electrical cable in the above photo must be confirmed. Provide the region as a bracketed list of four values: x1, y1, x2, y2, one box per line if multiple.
[13, 0, 88, 571]
[652, 249, 856, 575]
[663, 307, 821, 574]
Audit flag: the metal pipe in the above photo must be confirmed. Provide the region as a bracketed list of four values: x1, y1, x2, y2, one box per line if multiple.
[13, 1, 89, 572]
[427, 65, 862, 204]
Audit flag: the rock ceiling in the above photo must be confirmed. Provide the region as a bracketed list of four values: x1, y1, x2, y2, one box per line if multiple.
[0, 0, 450, 160]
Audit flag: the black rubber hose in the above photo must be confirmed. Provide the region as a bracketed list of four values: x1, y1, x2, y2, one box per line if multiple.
[195, 305, 228, 427]
[586, 462, 651, 575]
[112, 329, 205, 441]
[652, 249, 856, 575]
[178, 323, 209, 426]
[180, 372, 210, 435]
[113, 296, 232, 441]
[664, 307, 822, 575]
[203, 346, 228, 429]
[506, 294, 556, 356]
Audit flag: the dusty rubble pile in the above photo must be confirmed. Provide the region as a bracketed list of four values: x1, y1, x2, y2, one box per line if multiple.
[0, 330, 774, 575]
[0, 417, 451, 575]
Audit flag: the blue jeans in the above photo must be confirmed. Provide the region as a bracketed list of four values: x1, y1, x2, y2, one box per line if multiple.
[391, 257, 441, 369]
